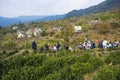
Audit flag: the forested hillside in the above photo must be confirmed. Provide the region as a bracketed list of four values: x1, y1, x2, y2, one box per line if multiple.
[0, 5, 120, 80]
[65, 0, 120, 18]
[1, 0, 120, 27]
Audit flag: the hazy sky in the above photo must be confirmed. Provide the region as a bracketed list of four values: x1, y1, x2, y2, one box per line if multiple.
[0, 0, 105, 17]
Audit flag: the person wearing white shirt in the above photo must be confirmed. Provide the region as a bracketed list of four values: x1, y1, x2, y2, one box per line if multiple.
[102, 40, 108, 49]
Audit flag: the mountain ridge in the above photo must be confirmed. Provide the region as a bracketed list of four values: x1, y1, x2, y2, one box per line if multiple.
[0, 0, 120, 27]
[65, 0, 120, 18]
[0, 15, 65, 27]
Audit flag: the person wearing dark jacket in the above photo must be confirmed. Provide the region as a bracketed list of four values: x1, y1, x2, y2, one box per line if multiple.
[32, 40, 37, 50]
[65, 44, 69, 50]
[98, 41, 103, 49]
[56, 41, 61, 51]
[45, 44, 49, 51]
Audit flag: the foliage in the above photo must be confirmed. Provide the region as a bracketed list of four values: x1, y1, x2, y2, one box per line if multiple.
[0, 5, 120, 80]
[97, 22, 110, 34]
[105, 50, 120, 65]
[82, 24, 89, 32]
[94, 65, 120, 80]
[1, 50, 107, 80]
[22, 42, 31, 49]
[60, 25, 74, 42]
[110, 21, 120, 29]
[1, 40, 17, 49]
[40, 30, 48, 36]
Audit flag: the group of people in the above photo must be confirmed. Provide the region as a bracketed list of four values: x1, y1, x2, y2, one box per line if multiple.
[98, 40, 119, 49]
[78, 39, 119, 50]
[78, 37, 96, 50]
[32, 39, 119, 52]
[78, 41, 95, 50]
[32, 41, 62, 52]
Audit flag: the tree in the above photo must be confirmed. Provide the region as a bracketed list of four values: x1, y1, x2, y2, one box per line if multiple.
[18, 22, 25, 28]
[82, 24, 89, 33]
[1, 40, 17, 49]
[97, 22, 110, 34]
[110, 22, 120, 29]
[40, 30, 48, 36]
[60, 25, 74, 42]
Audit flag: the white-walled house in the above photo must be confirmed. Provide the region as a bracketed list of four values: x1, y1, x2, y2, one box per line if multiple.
[34, 28, 42, 36]
[74, 26, 82, 33]
[89, 20, 99, 29]
[26, 28, 42, 37]
[12, 26, 18, 30]
[17, 28, 42, 38]
[17, 30, 24, 38]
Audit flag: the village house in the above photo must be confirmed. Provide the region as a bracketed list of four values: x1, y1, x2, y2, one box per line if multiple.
[34, 28, 42, 36]
[12, 26, 18, 30]
[17, 30, 24, 38]
[26, 28, 42, 38]
[89, 20, 99, 29]
[74, 26, 82, 33]
[17, 28, 42, 38]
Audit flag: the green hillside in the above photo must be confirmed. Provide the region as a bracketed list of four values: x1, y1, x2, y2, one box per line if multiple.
[65, 0, 120, 18]
[0, 9, 120, 80]
[0, 48, 120, 80]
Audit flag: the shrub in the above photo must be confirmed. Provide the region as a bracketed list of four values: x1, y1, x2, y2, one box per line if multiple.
[22, 43, 31, 49]
[94, 65, 120, 80]
[0, 60, 3, 80]
[97, 22, 110, 34]
[1, 49, 119, 80]
[40, 30, 48, 36]
[105, 51, 120, 65]
[1, 40, 17, 49]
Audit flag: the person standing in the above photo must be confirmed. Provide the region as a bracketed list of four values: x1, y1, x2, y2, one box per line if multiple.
[78, 43, 82, 50]
[56, 41, 61, 51]
[45, 44, 49, 52]
[40, 47, 44, 53]
[65, 44, 69, 50]
[98, 41, 103, 49]
[102, 39, 108, 49]
[53, 44, 57, 52]
[32, 40, 37, 50]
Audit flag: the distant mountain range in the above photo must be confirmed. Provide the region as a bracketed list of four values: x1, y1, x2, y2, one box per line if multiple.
[65, 0, 120, 18]
[0, 15, 65, 27]
[0, 0, 120, 27]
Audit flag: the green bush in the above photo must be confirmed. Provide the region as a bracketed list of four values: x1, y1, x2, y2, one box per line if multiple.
[40, 30, 48, 36]
[22, 43, 31, 49]
[1, 49, 119, 80]
[0, 60, 3, 80]
[94, 65, 120, 80]
[1, 40, 17, 49]
[105, 51, 120, 65]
